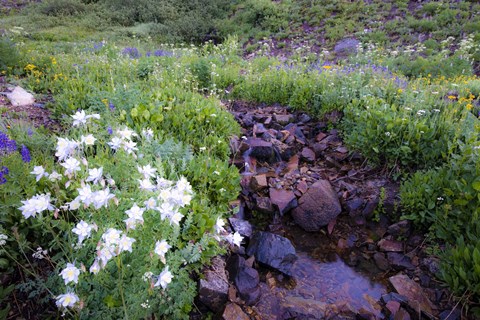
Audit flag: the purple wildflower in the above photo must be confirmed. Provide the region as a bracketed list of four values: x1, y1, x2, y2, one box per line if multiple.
[20, 145, 31, 163]
[107, 126, 113, 135]
[122, 47, 141, 59]
[109, 102, 115, 111]
[0, 131, 17, 154]
[1, 166, 8, 175]
[0, 166, 8, 184]
[27, 128, 33, 136]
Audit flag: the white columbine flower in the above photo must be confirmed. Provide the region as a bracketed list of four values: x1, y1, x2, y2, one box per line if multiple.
[72, 220, 93, 244]
[92, 188, 115, 209]
[108, 137, 122, 150]
[125, 204, 145, 222]
[61, 158, 81, 176]
[123, 140, 138, 154]
[144, 197, 157, 210]
[86, 167, 103, 185]
[77, 184, 93, 206]
[139, 178, 155, 191]
[60, 263, 81, 285]
[56, 138, 78, 161]
[214, 218, 226, 234]
[81, 134, 97, 146]
[118, 235, 136, 253]
[169, 211, 184, 226]
[141, 128, 154, 140]
[117, 127, 137, 141]
[19, 194, 54, 219]
[30, 166, 48, 182]
[102, 228, 122, 247]
[137, 164, 157, 179]
[154, 266, 173, 289]
[98, 245, 116, 267]
[69, 198, 81, 210]
[225, 232, 243, 247]
[49, 171, 62, 182]
[89, 259, 101, 274]
[71, 110, 87, 127]
[55, 292, 79, 308]
[154, 240, 171, 258]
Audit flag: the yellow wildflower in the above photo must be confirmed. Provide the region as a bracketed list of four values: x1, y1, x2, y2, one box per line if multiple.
[24, 64, 36, 72]
[51, 57, 57, 65]
[101, 99, 109, 107]
[447, 95, 457, 100]
[397, 89, 403, 94]
[466, 104, 473, 111]
[322, 65, 332, 70]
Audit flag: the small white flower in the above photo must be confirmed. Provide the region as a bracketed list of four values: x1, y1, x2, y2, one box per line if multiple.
[139, 178, 155, 191]
[0, 234, 7, 246]
[56, 138, 78, 161]
[60, 263, 81, 285]
[154, 266, 173, 289]
[142, 271, 153, 282]
[156, 178, 172, 190]
[118, 235, 136, 253]
[92, 188, 115, 209]
[437, 197, 444, 201]
[81, 134, 96, 146]
[72, 220, 93, 244]
[56, 292, 79, 308]
[199, 147, 206, 151]
[154, 240, 171, 258]
[89, 259, 101, 274]
[61, 158, 81, 175]
[225, 232, 243, 247]
[214, 218, 225, 234]
[102, 228, 122, 246]
[69, 198, 81, 210]
[144, 197, 157, 210]
[213, 171, 220, 175]
[32, 246, 48, 259]
[169, 211, 184, 226]
[141, 128, 154, 141]
[108, 137, 122, 150]
[138, 164, 157, 179]
[49, 171, 62, 182]
[123, 140, 138, 154]
[86, 167, 103, 185]
[71, 110, 87, 127]
[98, 245, 116, 267]
[117, 127, 137, 141]
[31, 166, 48, 182]
[385, 132, 391, 137]
[77, 184, 93, 206]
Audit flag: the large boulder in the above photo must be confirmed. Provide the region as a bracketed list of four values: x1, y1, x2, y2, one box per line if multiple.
[5, 86, 35, 107]
[226, 255, 261, 305]
[246, 231, 297, 276]
[291, 180, 341, 231]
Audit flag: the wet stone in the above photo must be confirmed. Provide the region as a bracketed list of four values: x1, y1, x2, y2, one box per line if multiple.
[254, 196, 275, 214]
[387, 253, 415, 270]
[389, 274, 435, 315]
[346, 198, 364, 215]
[386, 300, 401, 316]
[246, 231, 298, 276]
[271, 138, 296, 161]
[296, 180, 308, 194]
[269, 188, 298, 215]
[373, 252, 390, 271]
[246, 138, 276, 163]
[274, 114, 294, 125]
[226, 255, 261, 306]
[291, 180, 342, 232]
[394, 308, 412, 320]
[297, 113, 311, 123]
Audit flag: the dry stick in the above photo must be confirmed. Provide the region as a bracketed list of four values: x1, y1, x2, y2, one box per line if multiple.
[444, 290, 468, 320]
[11, 289, 22, 320]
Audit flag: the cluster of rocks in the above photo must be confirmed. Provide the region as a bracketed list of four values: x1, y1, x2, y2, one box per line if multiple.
[195, 101, 458, 319]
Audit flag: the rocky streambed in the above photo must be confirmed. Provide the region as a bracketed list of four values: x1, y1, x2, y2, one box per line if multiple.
[195, 101, 460, 320]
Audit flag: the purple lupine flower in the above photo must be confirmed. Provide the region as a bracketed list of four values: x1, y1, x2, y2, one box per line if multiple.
[0, 166, 8, 185]
[0, 131, 16, 154]
[109, 102, 115, 111]
[153, 50, 173, 57]
[20, 145, 31, 163]
[122, 47, 141, 59]
[27, 128, 33, 136]
[107, 126, 113, 135]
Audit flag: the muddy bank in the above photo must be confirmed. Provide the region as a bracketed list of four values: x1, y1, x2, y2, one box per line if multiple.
[195, 101, 458, 320]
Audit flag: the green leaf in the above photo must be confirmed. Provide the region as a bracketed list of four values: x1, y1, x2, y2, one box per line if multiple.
[472, 181, 480, 191]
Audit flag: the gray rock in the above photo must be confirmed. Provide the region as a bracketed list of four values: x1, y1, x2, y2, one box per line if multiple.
[389, 274, 435, 315]
[246, 231, 297, 276]
[4, 86, 35, 107]
[198, 257, 229, 313]
[246, 138, 276, 163]
[291, 180, 342, 231]
[387, 220, 412, 237]
[334, 38, 360, 57]
[226, 255, 261, 305]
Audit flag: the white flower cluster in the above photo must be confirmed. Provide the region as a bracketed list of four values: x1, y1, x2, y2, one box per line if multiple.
[108, 127, 138, 155]
[19, 193, 54, 219]
[71, 110, 100, 127]
[213, 218, 243, 247]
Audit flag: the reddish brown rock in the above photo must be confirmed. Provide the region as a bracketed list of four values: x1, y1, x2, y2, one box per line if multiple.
[269, 188, 298, 215]
[297, 180, 308, 194]
[378, 239, 404, 252]
[221, 303, 250, 320]
[250, 174, 268, 191]
[291, 180, 342, 231]
[274, 114, 294, 125]
[386, 300, 401, 316]
[254, 197, 274, 214]
[315, 132, 327, 142]
[389, 274, 435, 315]
[246, 138, 275, 162]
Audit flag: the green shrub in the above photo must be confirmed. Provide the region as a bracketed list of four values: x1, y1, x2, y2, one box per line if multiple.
[0, 38, 22, 75]
[38, 0, 87, 16]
